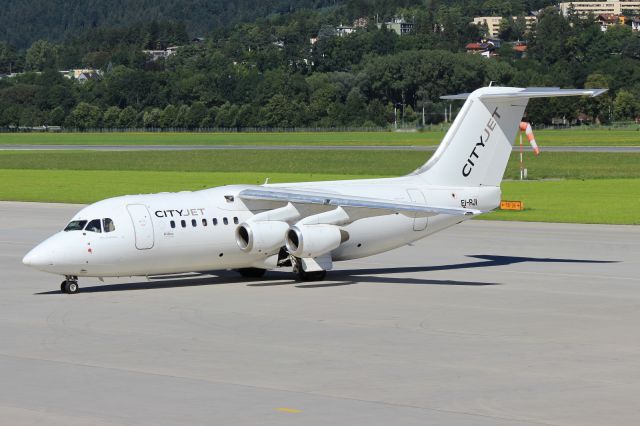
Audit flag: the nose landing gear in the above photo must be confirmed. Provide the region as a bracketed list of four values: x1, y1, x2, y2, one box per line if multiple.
[61, 276, 79, 294]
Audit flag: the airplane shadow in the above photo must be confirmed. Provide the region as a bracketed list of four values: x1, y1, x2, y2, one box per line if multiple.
[34, 254, 617, 294]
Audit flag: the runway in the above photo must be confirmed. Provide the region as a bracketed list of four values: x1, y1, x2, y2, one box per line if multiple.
[2, 201, 640, 425]
[1, 144, 639, 152]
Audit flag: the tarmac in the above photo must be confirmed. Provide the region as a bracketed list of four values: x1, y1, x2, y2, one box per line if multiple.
[2, 201, 640, 425]
[1, 144, 639, 152]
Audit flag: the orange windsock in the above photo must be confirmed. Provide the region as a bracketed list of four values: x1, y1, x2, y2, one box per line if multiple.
[519, 121, 539, 155]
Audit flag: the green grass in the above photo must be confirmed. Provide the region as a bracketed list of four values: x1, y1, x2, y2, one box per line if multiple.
[0, 131, 443, 146]
[486, 179, 640, 225]
[0, 127, 638, 146]
[0, 169, 377, 204]
[1, 149, 638, 224]
[1, 169, 637, 225]
[0, 150, 638, 179]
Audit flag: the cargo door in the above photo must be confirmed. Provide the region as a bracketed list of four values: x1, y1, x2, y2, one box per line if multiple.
[407, 189, 428, 231]
[127, 204, 155, 249]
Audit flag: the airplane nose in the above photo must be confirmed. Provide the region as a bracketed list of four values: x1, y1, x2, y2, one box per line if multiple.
[22, 246, 45, 267]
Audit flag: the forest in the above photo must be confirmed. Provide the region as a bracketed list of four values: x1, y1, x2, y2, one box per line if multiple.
[0, 0, 639, 129]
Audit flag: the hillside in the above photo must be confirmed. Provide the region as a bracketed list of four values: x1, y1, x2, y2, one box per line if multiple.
[0, 0, 341, 48]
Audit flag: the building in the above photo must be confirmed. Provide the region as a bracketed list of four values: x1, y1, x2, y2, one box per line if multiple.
[335, 25, 355, 36]
[472, 16, 537, 38]
[142, 47, 180, 61]
[465, 39, 501, 57]
[596, 13, 627, 30]
[559, 1, 640, 16]
[377, 17, 414, 35]
[353, 17, 369, 28]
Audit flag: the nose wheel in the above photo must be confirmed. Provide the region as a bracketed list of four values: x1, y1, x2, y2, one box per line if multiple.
[61, 277, 79, 294]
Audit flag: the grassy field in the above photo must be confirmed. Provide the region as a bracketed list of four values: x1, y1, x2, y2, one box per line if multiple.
[0, 127, 639, 146]
[1, 169, 637, 225]
[489, 179, 640, 224]
[0, 149, 638, 224]
[0, 150, 639, 179]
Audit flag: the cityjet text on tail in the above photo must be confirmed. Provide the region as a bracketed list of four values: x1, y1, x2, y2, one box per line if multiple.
[23, 86, 606, 294]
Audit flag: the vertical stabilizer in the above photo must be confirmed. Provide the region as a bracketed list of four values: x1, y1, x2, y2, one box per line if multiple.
[411, 87, 606, 187]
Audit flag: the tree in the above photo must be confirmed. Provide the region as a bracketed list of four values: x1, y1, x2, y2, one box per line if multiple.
[118, 106, 139, 127]
[0, 42, 19, 74]
[613, 90, 639, 121]
[582, 72, 611, 124]
[25, 40, 59, 71]
[143, 108, 163, 127]
[48, 106, 66, 126]
[66, 102, 102, 129]
[103, 106, 122, 127]
[185, 102, 207, 128]
[160, 105, 178, 128]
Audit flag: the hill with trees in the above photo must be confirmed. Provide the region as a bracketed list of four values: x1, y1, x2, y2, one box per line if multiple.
[0, 2, 639, 128]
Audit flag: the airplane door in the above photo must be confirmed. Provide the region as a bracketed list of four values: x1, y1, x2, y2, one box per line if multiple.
[127, 204, 155, 250]
[407, 189, 428, 231]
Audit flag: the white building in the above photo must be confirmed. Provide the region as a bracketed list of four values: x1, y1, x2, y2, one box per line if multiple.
[472, 16, 537, 38]
[559, 1, 640, 16]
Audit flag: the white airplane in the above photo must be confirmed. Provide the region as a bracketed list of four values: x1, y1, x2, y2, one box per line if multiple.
[23, 86, 605, 293]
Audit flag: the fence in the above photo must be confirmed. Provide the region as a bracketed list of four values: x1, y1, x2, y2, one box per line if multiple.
[1, 123, 637, 133]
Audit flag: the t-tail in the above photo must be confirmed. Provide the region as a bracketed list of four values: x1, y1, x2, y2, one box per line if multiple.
[411, 86, 606, 187]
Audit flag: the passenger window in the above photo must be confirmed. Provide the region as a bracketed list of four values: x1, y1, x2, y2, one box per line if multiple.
[170, 220, 175, 229]
[181, 220, 186, 228]
[223, 217, 228, 225]
[233, 217, 239, 224]
[213, 218, 218, 226]
[85, 219, 102, 233]
[64, 220, 87, 231]
[103, 218, 115, 232]
[202, 219, 207, 226]
[191, 219, 197, 227]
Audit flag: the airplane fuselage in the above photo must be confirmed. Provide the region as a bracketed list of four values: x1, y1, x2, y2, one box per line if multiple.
[23, 177, 500, 278]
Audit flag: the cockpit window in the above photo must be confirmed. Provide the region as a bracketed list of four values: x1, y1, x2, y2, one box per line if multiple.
[64, 220, 87, 231]
[85, 219, 102, 233]
[103, 218, 115, 233]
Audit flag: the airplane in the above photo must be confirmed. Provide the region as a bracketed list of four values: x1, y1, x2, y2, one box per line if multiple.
[22, 86, 605, 294]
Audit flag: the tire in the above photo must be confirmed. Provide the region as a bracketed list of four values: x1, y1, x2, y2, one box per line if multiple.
[63, 280, 79, 294]
[237, 268, 267, 278]
[297, 269, 327, 282]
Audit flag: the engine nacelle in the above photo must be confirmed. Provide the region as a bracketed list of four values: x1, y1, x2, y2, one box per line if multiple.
[235, 221, 289, 254]
[285, 224, 345, 258]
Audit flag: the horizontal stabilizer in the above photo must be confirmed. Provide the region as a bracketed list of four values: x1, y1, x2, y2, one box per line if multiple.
[441, 87, 607, 101]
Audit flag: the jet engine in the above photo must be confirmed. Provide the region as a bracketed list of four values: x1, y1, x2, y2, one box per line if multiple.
[235, 221, 289, 254]
[285, 224, 346, 258]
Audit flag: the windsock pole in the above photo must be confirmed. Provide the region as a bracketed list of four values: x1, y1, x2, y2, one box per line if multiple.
[520, 132, 523, 180]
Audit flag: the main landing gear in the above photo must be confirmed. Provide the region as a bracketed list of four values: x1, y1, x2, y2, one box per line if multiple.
[60, 276, 79, 294]
[292, 257, 327, 282]
[237, 267, 267, 278]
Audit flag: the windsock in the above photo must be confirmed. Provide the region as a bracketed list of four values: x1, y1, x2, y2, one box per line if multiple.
[519, 121, 539, 155]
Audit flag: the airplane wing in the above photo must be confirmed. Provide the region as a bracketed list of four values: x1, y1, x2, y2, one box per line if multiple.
[238, 187, 481, 218]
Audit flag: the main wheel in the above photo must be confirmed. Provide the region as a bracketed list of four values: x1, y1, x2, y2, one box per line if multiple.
[299, 270, 326, 281]
[62, 280, 79, 294]
[237, 268, 266, 278]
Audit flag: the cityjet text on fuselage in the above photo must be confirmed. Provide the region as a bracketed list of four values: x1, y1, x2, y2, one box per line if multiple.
[462, 106, 501, 177]
[154, 208, 206, 218]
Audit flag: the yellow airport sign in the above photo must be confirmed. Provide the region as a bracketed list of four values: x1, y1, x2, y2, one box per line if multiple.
[500, 200, 524, 211]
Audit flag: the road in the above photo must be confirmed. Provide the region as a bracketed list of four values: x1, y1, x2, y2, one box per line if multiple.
[0, 144, 639, 152]
[2, 201, 640, 425]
